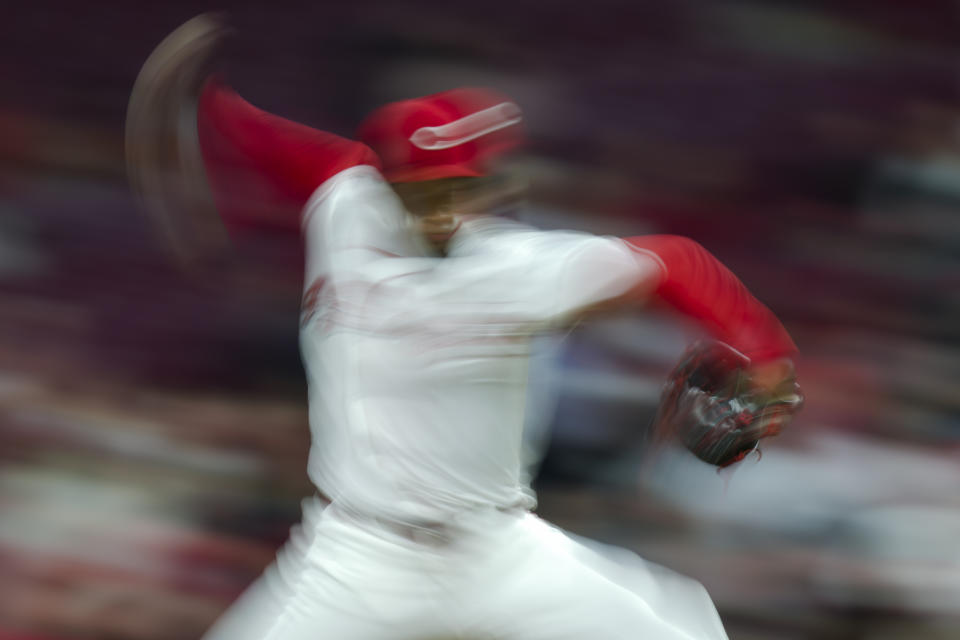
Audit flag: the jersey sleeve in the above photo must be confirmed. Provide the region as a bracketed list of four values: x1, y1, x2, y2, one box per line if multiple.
[196, 78, 380, 235]
[446, 220, 660, 325]
[551, 234, 661, 318]
[300, 166, 426, 310]
[623, 235, 797, 362]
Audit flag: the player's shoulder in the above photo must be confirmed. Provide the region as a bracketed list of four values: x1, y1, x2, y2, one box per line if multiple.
[302, 165, 403, 234]
[451, 217, 629, 266]
[447, 215, 532, 253]
[302, 165, 389, 221]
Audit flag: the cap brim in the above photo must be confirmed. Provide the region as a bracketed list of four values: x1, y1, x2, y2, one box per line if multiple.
[382, 163, 485, 184]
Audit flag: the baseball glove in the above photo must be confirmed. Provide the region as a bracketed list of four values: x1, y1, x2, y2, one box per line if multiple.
[650, 341, 803, 468]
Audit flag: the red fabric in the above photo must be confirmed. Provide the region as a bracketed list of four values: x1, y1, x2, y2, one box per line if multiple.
[197, 78, 380, 234]
[624, 235, 797, 362]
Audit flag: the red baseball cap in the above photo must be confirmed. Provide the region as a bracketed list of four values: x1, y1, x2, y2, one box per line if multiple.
[356, 87, 525, 183]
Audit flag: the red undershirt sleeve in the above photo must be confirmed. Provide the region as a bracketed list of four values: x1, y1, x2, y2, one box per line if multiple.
[624, 235, 797, 363]
[196, 78, 380, 235]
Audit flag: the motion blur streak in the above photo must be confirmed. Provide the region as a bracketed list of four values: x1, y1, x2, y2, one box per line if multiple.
[1, 1, 959, 639]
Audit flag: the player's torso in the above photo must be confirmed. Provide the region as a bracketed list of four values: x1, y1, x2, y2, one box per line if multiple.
[299, 174, 551, 520]
[298, 167, 645, 521]
[302, 314, 534, 520]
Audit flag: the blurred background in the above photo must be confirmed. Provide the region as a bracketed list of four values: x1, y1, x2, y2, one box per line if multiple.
[2, 1, 960, 638]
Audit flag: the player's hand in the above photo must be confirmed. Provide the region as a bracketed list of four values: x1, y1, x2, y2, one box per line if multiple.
[747, 357, 796, 395]
[650, 341, 804, 468]
[125, 13, 233, 268]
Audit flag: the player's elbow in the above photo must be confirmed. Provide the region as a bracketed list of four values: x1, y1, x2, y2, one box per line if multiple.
[623, 234, 710, 283]
[654, 235, 710, 265]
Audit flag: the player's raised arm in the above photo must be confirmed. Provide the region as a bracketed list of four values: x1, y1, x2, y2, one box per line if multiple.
[197, 80, 380, 235]
[125, 13, 380, 264]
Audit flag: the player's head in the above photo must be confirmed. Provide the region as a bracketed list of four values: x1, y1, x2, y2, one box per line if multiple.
[357, 87, 525, 184]
[358, 87, 525, 250]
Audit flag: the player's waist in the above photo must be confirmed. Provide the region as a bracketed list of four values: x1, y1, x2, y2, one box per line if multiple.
[327, 499, 525, 548]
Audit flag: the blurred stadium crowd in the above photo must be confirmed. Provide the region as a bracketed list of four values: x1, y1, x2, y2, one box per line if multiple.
[1, 1, 959, 638]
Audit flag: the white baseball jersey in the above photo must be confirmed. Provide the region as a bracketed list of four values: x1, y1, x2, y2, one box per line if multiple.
[205, 165, 728, 640]
[299, 165, 659, 524]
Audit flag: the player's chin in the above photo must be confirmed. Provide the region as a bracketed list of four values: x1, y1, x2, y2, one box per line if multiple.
[422, 220, 461, 247]
[424, 232, 454, 253]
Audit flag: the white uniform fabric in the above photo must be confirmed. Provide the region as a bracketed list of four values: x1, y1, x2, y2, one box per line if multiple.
[300, 165, 655, 524]
[204, 496, 727, 640]
[204, 165, 728, 639]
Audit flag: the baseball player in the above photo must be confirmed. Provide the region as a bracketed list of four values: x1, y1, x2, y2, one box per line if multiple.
[127, 16, 802, 640]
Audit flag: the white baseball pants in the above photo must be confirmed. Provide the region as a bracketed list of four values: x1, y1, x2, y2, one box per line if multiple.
[203, 498, 728, 640]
